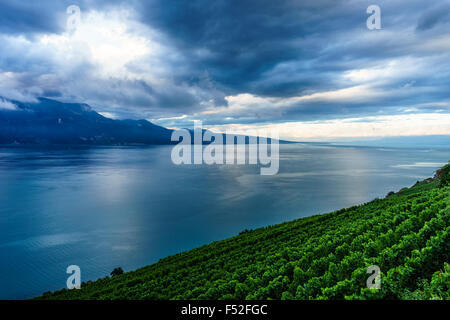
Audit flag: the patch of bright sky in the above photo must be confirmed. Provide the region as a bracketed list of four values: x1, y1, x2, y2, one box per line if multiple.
[38, 9, 164, 81]
[195, 113, 450, 142]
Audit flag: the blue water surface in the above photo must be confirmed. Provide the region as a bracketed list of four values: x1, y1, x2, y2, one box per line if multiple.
[0, 144, 448, 299]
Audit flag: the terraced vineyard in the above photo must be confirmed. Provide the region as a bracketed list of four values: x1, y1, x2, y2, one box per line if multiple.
[40, 165, 450, 300]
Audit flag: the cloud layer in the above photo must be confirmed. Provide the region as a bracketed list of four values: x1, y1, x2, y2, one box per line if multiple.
[0, 0, 449, 140]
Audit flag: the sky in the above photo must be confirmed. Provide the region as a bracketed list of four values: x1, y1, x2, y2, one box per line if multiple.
[0, 0, 449, 141]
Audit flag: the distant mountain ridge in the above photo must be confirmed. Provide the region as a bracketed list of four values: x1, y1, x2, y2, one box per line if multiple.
[0, 97, 292, 146]
[0, 97, 173, 145]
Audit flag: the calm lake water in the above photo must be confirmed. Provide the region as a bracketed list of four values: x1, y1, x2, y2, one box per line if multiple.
[0, 144, 448, 299]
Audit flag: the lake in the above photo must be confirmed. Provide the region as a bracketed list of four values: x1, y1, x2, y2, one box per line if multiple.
[0, 144, 448, 299]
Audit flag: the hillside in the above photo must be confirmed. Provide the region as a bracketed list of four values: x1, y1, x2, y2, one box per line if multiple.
[0, 97, 290, 146]
[39, 165, 450, 300]
[0, 97, 173, 145]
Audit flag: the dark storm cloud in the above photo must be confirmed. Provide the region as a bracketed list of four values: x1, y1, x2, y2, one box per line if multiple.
[416, 2, 450, 31]
[133, 0, 363, 97]
[0, 1, 63, 34]
[132, 0, 424, 95]
[0, 0, 126, 35]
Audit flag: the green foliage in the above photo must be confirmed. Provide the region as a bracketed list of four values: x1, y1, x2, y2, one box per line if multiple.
[401, 263, 450, 299]
[111, 267, 124, 277]
[438, 163, 450, 188]
[38, 176, 450, 300]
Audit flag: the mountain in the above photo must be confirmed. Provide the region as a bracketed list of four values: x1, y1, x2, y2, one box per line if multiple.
[0, 97, 293, 146]
[0, 97, 173, 145]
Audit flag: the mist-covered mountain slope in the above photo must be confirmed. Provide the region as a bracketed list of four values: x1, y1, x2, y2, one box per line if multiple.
[0, 97, 294, 146]
[0, 97, 173, 145]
